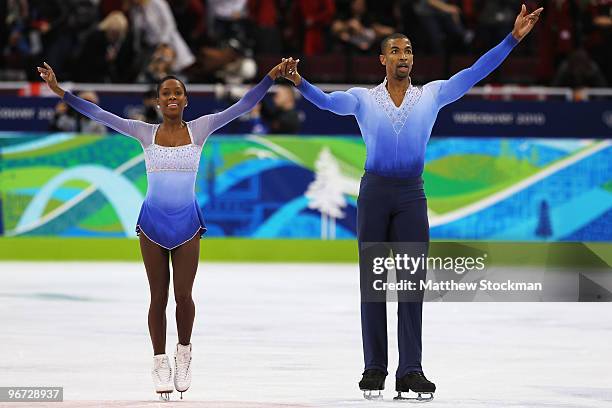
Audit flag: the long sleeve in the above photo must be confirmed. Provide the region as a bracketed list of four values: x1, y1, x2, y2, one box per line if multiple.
[435, 33, 519, 108]
[296, 78, 360, 116]
[191, 75, 274, 144]
[62, 92, 151, 144]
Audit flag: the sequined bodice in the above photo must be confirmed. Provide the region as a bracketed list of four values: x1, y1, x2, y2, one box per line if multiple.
[368, 79, 423, 135]
[144, 143, 202, 173]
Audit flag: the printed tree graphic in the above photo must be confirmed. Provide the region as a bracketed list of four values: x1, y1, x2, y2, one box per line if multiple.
[535, 200, 552, 239]
[305, 147, 347, 240]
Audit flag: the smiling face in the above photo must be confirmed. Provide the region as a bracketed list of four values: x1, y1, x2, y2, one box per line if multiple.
[156, 78, 187, 118]
[379, 36, 413, 80]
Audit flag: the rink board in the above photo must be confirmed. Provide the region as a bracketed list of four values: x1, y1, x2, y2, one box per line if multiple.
[2, 134, 611, 242]
[0, 237, 610, 267]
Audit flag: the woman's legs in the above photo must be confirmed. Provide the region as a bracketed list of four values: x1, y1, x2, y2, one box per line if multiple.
[140, 233, 171, 356]
[170, 234, 201, 346]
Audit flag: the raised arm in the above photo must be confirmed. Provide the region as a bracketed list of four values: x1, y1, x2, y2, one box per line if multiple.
[435, 34, 518, 107]
[283, 58, 359, 116]
[206, 75, 274, 133]
[435, 5, 543, 108]
[191, 61, 289, 144]
[61, 92, 138, 137]
[37, 62, 149, 143]
[297, 78, 360, 116]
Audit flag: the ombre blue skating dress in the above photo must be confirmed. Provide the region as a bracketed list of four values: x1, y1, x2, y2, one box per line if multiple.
[62, 76, 273, 249]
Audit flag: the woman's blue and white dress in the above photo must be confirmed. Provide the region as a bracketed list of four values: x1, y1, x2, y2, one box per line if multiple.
[62, 76, 273, 249]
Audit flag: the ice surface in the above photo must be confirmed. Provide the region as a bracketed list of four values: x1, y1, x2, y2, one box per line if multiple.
[0, 262, 610, 407]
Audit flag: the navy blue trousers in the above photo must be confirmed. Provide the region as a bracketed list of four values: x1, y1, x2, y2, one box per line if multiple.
[357, 171, 429, 378]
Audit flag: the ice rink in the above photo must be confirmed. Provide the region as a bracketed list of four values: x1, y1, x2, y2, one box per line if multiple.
[1, 261, 611, 408]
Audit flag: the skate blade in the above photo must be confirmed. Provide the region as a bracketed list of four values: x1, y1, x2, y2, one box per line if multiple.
[176, 386, 190, 399]
[363, 390, 383, 400]
[393, 391, 434, 402]
[157, 391, 172, 402]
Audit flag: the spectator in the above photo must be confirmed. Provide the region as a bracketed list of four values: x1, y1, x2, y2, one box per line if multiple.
[142, 43, 177, 83]
[128, 0, 195, 73]
[248, 0, 282, 54]
[73, 11, 140, 83]
[332, 0, 394, 53]
[475, 0, 522, 51]
[129, 89, 163, 123]
[413, 0, 471, 54]
[22, 0, 69, 80]
[49, 100, 79, 132]
[537, 0, 583, 81]
[290, 0, 335, 55]
[99, 0, 124, 17]
[2, 0, 30, 75]
[31, 0, 99, 76]
[366, 0, 400, 32]
[245, 103, 269, 134]
[552, 48, 607, 88]
[193, 38, 256, 84]
[262, 83, 302, 134]
[49, 90, 107, 134]
[77, 91, 108, 134]
[585, 0, 612, 83]
[168, 0, 207, 50]
[208, 0, 249, 44]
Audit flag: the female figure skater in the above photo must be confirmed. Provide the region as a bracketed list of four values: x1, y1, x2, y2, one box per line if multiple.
[281, 4, 543, 402]
[37, 60, 290, 400]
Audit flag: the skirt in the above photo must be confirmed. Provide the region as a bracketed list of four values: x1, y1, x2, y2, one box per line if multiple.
[135, 198, 207, 250]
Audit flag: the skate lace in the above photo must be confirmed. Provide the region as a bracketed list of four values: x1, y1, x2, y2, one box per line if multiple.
[175, 358, 191, 381]
[154, 358, 171, 382]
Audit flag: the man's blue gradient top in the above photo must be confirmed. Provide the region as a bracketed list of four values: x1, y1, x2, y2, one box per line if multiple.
[297, 34, 519, 178]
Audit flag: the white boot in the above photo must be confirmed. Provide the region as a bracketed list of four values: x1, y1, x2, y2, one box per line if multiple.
[152, 354, 173, 400]
[174, 343, 192, 399]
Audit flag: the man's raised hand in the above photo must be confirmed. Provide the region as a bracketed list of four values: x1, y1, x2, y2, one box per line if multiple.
[512, 4, 544, 41]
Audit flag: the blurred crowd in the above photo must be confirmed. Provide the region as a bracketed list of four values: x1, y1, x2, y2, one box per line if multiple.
[1, 0, 611, 88]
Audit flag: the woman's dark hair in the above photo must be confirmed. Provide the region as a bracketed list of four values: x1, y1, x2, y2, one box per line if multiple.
[156, 75, 187, 97]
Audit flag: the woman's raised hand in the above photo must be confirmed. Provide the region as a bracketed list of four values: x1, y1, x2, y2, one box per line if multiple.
[37, 62, 65, 97]
[268, 59, 290, 80]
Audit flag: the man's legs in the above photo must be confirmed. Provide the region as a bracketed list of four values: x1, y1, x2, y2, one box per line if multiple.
[357, 174, 393, 373]
[390, 195, 429, 378]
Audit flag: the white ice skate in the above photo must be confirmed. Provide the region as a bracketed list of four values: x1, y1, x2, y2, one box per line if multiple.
[174, 343, 192, 399]
[152, 354, 173, 401]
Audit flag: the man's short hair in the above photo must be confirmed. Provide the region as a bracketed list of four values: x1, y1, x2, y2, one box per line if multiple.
[381, 33, 410, 54]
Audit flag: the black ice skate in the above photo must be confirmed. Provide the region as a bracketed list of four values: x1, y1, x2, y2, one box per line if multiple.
[359, 369, 387, 400]
[394, 371, 435, 402]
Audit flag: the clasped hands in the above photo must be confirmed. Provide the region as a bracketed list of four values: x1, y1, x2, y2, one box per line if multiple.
[268, 57, 302, 86]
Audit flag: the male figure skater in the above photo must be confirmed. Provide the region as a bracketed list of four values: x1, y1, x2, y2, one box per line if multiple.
[281, 4, 543, 401]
